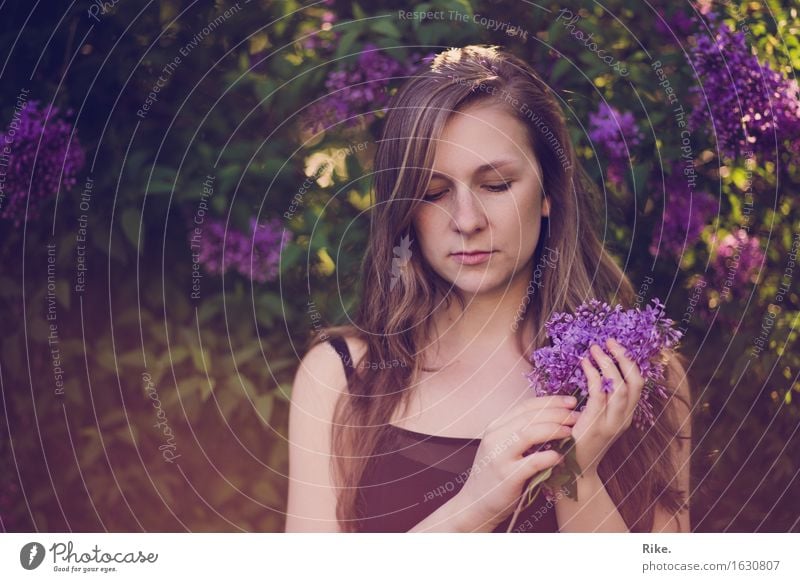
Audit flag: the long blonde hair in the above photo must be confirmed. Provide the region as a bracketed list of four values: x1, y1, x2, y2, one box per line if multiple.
[307, 45, 690, 532]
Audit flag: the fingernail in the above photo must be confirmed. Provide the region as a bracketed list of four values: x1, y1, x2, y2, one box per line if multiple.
[564, 396, 577, 405]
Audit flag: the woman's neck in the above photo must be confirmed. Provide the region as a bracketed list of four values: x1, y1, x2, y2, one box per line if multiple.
[426, 269, 537, 360]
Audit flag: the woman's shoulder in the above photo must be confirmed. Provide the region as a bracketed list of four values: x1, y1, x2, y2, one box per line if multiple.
[296, 333, 368, 389]
[289, 336, 363, 424]
[339, 334, 368, 366]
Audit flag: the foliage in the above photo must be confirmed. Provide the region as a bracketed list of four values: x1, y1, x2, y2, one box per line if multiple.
[0, 0, 797, 532]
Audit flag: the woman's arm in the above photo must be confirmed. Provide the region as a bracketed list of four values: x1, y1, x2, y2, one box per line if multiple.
[553, 470, 629, 532]
[408, 492, 503, 532]
[652, 356, 692, 533]
[284, 341, 351, 532]
[555, 355, 692, 533]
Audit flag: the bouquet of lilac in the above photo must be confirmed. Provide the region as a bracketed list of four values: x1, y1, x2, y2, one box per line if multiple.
[506, 297, 683, 532]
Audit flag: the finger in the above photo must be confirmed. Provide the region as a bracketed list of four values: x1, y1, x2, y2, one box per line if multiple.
[503, 406, 580, 434]
[589, 343, 628, 423]
[589, 343, 625, 391]
[485, 395, 577, 433]
[515, 449, 564, 477]
[504, 420, 573, 458]
[605, 338, 646, 420]
[580, 355, 607, 423]
[604, 338, 645, 395]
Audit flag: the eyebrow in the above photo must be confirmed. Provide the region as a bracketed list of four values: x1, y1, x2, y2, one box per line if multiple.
[430, 158, 518, 180]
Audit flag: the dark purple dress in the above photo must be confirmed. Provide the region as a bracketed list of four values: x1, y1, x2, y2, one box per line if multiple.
[327, 337, 559, 533]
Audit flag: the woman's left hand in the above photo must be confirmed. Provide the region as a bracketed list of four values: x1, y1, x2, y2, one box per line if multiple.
[569, 337, 646, 477]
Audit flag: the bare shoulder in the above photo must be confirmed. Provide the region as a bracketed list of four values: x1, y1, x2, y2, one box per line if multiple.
[284, 334, 368, 532]
[341, 335, 368, 367]
[292, 335, 367, 393]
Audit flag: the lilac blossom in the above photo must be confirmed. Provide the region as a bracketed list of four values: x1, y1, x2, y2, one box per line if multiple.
[649, 167, 717, 258]
[526, 298, 684, 431]
[587, 103, 644, 188]
[304, 44, 433, 133]
[0, 100, 85, 225]
[688, 13, 800, 161]
[192, 216, 292, 283]
[653, 4, 697, 37]
[300, 10, 339, 53]
[707, 229, 764, 297]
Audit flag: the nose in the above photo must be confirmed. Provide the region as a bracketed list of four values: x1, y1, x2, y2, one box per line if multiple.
[450, 186, 488, 234]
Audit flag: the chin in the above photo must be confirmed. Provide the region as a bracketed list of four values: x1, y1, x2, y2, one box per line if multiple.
[446, 273, 508, 296]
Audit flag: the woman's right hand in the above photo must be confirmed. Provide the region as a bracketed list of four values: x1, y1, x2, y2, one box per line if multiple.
[455, 394, 579, 531]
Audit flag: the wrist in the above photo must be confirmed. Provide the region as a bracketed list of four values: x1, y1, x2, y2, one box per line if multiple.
[578, 465, 600, 481]
[452, 491, 500, 532]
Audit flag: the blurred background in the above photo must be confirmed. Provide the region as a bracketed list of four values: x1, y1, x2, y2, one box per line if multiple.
[0, 0, 798, 532]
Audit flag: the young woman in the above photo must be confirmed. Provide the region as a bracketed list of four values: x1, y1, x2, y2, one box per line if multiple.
[285, 45, 692, 533]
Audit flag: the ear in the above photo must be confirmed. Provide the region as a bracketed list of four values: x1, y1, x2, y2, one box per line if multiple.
[542, 196, 551, 217]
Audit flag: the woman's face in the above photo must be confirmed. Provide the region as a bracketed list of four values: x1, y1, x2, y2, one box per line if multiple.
[411, 100, 550, 298]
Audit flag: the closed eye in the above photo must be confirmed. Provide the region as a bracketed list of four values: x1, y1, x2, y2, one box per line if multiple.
[484, 181, 513, 192]
[423, 189, 449, 201]
[424, 182, 512, 201]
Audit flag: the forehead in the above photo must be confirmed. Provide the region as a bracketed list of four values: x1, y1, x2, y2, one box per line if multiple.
[431, 101, 537, 175]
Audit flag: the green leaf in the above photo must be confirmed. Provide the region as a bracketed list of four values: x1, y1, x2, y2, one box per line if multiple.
[268, 357, 296, 374]
[258, 292, 285, 317]
[254, 394, 274, 423]
[93, 220, 127, 263]
[120, 208, 142, 252]
[371, 16, 402, 38]
[55, 279, 70, 309]
[731, 166, 749, 191]
[233, 343, 263, 367]
[148, 165, 178, 195]
[550, 58, 572, 84]
[352, 2, 366, 20]
[280, 242, 302, 269]
[521, 466, 553, 511]
[333, 28, 360, 60]
[191, 346, 210, 374]
[274, 382, 293, 402]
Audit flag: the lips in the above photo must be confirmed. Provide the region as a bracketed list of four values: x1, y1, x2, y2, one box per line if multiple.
[450, 250, 495, 265]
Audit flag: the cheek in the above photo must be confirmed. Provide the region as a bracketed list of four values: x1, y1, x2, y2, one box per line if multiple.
[412, 210, 442, 257]
[498, 195, 541, 246]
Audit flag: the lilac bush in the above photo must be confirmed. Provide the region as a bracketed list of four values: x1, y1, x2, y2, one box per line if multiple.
[587, 103, 644, 188]
[707, 228, 764, 298]
[688, 13, 800, 161]
[649, 167, 717, 258]
[0, 100, 85, 225]
[193, 216, 292, 283]
[303, 44, 432, 133]
[300, 10, 338, 53]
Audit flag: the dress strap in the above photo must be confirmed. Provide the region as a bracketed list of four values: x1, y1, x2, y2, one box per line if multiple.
[327, 336, 354, 386]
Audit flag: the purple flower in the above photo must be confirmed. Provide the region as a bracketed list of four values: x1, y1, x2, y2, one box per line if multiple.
[649, 166, 717, 258]
[192, 216, 292, 283]
[588, 103, 644, 188]
[0, 100, 85, 225]
[688, 14, 800, 161]
[707, 229, 764, 299]
[653, 4, 697, 37]
[300, 10, 339, 53]
[526, 298, 684, 430]
[303, 45, 433, 133]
